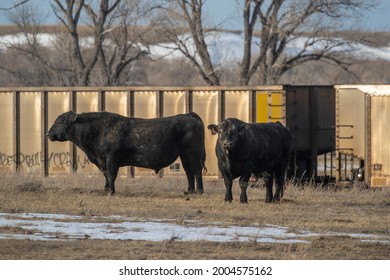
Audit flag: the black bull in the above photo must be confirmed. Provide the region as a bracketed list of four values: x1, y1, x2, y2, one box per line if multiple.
[47, 111, 206, 194]
[208, 118, 292, 203]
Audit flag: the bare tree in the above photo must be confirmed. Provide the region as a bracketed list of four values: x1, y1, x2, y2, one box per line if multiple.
[83, 0, 151, 85]
[0, 0, 380, 86]
[240, 0, 376, 85]
[51, 0, 90, 85]
[157, 0, 376, 86]
[52, 0, 144, 86]
[157, 0, 220, 85]
[0, 1, 67, 85]
[0, 0, 153, 86]
[0, 0, 31, 11]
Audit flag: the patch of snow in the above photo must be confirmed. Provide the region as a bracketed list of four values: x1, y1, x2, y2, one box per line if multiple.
[0, 33, 57, 49]
[3, 31, 390, 64]
[0, 212, 310, 243]
[1, 212, 390, 244]
[149, 32, 390, 64]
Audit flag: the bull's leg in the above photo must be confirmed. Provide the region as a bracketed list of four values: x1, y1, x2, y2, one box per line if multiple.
[106, 168, 118, 195]
[273, 176, 283, 202]
[181, 154, 205, 194]
[239, 178, 249, 203]
[103, 172, 110, 192]
[106, 158, 119, 195]
[265, 174, 274, 203]
[195, 171, 204, 194]
[223, 176, 233, 202]
[274, 164, 287, 202]
[181, 156, 196, 194]
[185, 171, 195, 194]
[194, 155, 204, 193]
[96, 160, 109, 193]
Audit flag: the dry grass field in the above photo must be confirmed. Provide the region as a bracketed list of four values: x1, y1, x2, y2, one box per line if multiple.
[0, 173, 389, 260]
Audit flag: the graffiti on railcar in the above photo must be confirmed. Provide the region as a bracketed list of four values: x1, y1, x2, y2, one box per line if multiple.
[0, 151, 93, 172]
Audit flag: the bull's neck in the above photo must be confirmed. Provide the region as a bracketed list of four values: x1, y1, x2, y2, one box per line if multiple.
[69, 122, 100, 153]
[227, 137, 245, 162]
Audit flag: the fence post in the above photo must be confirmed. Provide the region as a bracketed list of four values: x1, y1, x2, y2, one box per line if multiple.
[129, 90, 135, 178]
[41, 91, 49, 177]
[186, 90, 193, 113]
[70, 90, 77, 173]
[13, 91, 20, 173]
[157, 90, 164, 178]
[219, 90, 225, 122]
[98, 90, 105, 112]
[250, 90, 256, 123]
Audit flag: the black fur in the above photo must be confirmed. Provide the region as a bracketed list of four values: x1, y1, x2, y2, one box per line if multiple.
[47, 111, 206, 194]
[208, 118, 291, 203]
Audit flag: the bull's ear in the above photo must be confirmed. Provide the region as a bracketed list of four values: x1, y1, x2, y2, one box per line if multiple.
[69, 110, 78, 123]
[238, 123, 246, 136]
[207, 124, 218, 135]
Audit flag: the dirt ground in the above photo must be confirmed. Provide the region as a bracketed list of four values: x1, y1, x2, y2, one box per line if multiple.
[1, 174, 389, 259]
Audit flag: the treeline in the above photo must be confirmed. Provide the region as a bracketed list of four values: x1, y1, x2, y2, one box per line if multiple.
[1, 33, 390, 87]
[0, 0, 389, 87]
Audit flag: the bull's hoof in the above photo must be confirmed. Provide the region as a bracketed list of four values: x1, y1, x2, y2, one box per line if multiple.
[184, 190, 195, 195]
[265, 195, 273, 203]
[272, 195, 282, 203]
[240, 200, 248, 204]
[104, 187, 115, 195]
[224, 199, 233, 203]
[106, 189, 115, 196]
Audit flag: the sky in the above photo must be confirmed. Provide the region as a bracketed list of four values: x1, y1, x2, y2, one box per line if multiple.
[0, 0, 390, 31]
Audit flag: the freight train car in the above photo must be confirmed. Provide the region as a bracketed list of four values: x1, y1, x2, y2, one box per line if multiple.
[0, 87, 253, 177]
[254, 85, 336, 181]
[285, 86, 336, 181]
[0, 86, 336, 182]
[335, 85, 390, 187]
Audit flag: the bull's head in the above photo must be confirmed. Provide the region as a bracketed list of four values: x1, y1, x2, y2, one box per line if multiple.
[207, 119, 242, 156]
[46, 111, 78, 142]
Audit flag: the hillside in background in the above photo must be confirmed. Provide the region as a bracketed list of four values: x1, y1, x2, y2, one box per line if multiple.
[1, 25, 390, 86]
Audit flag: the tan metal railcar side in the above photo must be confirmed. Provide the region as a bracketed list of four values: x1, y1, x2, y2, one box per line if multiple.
[335, 85, 390, 187]
[1, 86, 339, 180]
[0, 86, 285, 178]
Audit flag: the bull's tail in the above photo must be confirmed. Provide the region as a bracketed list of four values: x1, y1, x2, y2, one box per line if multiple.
[201, 153, 207, 175]
[202, 164, 208, 175]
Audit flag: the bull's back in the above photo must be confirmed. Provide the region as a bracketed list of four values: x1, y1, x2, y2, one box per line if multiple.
[252, 122, 291, 148]
[131, 113, 204, 141]
[126, 113, 204, 162]
[245, 122, 291, 168]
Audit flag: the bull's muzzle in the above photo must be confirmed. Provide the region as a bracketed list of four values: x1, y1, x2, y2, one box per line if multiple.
[46, 132, 55, 141]
[222, 141, 234, 156]
[223, 141, 233, 150]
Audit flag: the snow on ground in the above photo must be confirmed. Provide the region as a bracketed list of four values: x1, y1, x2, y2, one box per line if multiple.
[148, 32, 390, 64]
[1, 212, 390, 244]
[2, 31, 390, 65]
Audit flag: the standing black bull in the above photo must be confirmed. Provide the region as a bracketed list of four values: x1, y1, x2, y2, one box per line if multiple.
[47, 111, 206, 194]
[207, 118, 291, 203]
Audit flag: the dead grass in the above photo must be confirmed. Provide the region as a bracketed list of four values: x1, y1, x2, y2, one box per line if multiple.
[2, 238, 388, 260]
[0, 173, 389, 259]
